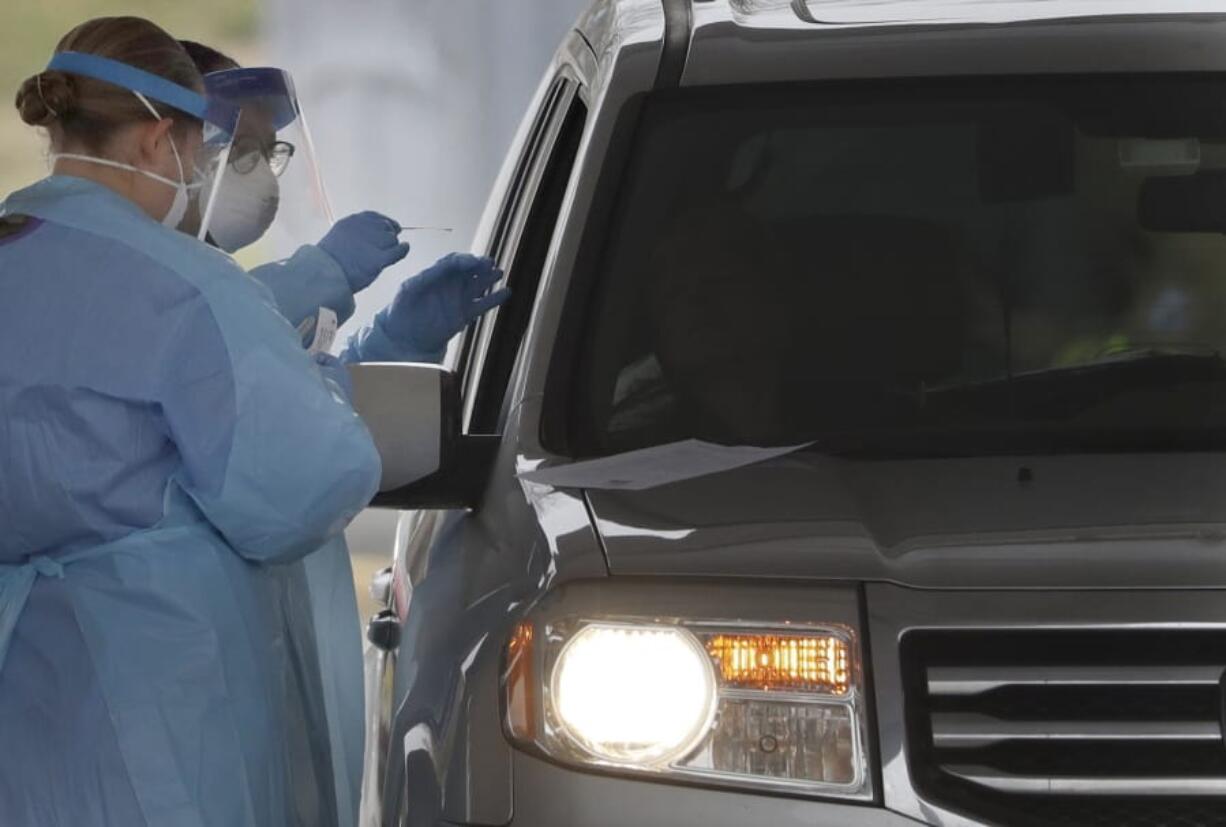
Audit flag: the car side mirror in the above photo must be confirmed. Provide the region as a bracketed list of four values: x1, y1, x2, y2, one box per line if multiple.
[347, 363, 497, 510]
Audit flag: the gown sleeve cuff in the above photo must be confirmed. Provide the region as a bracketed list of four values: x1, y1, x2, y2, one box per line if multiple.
[339, 310, 446, 365]
[249, 245, 358, 329]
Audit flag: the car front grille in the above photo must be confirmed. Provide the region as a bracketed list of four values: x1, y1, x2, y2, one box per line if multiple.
[901, 630, 1226, 826]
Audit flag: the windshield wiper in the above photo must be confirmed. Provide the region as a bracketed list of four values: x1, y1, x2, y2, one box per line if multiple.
[1027, 344, 1226, 376]
[925, 347, 1226, 396]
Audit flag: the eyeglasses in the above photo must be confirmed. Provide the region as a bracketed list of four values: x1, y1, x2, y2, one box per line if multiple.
[229, 137, 296, 177]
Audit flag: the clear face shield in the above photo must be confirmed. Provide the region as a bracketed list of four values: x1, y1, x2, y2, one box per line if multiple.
[191, 67, 333, 258]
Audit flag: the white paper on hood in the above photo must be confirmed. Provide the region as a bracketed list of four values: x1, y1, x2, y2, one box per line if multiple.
[517, 439, 812, 492]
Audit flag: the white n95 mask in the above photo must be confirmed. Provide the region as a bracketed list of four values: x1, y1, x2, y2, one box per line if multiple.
[200, 157, 280, 253]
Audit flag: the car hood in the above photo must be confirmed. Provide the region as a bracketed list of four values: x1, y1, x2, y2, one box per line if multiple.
[585, 451, 1226, 588]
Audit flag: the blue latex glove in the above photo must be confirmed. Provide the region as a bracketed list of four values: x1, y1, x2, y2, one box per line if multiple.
[339, 253, 510, 364]
[318, 211, 411, 293]
[350, 253, 510, 364]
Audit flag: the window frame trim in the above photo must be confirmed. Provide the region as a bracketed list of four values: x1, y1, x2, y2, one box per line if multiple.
[459, 72, 585, 434]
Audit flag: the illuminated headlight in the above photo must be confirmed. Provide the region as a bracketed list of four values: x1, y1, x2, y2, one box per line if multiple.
[552, 624, 717, 765]
[502, 591, 870, 799]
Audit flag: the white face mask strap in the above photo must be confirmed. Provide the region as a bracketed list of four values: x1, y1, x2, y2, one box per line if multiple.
[132, 91, 185, 187]
[166, 134, 185, 185]
[132, 91, 161, 121]
[50, 152, 183, 190]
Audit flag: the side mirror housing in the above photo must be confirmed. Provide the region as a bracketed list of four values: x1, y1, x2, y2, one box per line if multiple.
[348, 363, 497, 510]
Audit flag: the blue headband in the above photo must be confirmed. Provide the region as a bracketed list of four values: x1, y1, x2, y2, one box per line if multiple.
[46, 51, 237, 132]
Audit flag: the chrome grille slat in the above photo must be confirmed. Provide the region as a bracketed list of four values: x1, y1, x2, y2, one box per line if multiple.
[931, 712, 1222, 748]
[928, 665, 1224, 696]
[946, 765, 1226, 797]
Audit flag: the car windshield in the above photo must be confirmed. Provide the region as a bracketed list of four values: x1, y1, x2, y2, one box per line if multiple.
[569, 76, 1226, 458]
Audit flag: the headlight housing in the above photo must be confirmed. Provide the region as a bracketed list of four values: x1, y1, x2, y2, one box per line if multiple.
[502, 581, 872, 800]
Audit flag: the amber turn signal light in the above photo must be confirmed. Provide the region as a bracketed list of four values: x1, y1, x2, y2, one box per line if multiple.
[504, 621, 536, 740]
[705, 632, 850, 695]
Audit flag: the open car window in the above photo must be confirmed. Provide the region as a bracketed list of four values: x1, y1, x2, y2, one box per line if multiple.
[462, 78, 588, 434]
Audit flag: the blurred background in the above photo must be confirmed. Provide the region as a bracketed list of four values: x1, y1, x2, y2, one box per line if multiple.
[2, 0, 589, 616]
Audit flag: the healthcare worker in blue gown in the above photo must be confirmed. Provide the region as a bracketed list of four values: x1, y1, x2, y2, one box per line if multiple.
[0, 17, 384, 826]
[180, 43, 509, 827]
[245, 235, 506, 827]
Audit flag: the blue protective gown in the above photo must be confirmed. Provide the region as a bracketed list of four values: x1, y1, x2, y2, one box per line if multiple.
[0, 176, 382, 827]
[248, 247, 441, 827]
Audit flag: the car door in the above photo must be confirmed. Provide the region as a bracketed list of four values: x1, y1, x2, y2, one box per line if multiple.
[362, 33, 594, 827]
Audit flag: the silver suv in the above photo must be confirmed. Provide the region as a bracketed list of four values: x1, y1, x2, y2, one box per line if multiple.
[356, 2, 1226, 824]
